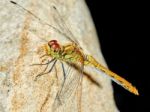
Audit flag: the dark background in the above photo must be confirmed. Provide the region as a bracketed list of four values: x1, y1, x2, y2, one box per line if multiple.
[85, 0, 148, 112]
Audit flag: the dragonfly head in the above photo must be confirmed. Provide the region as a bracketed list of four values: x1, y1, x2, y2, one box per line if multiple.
[48, 40, 61, 52]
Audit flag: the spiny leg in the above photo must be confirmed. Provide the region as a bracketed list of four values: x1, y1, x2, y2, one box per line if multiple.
[33, 59, 56, 81]
[35, 60, 57, 80]
[31, 60, 54, 66]
[61, 62, 67, 81]
[30, 52, 54, 66]
[45, 60, 57, 75]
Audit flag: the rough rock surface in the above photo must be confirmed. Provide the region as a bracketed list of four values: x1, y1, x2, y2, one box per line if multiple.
[0, 0, 118, 112]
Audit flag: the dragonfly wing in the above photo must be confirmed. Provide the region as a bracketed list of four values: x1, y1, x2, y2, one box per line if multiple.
[51, 5, 80, 45]
[52, 61, 83, 112]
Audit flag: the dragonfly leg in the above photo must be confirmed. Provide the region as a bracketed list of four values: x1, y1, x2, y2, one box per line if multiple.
[34, 60, 57, 81]
[31, 58, 55, 66]
[61, 62, 67, 81]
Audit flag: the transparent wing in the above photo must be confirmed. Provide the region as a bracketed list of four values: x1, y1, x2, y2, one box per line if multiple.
[10, 1, 81, 46]
[51, 5, 80, 46]
[10, 1, 77, 43]
[52, 61, 83, 112]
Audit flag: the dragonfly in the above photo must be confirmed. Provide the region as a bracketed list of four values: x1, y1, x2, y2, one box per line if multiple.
[10, 0, 139, 111]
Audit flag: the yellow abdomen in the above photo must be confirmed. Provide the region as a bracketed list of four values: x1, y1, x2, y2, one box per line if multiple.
[85, 55, 139, 95]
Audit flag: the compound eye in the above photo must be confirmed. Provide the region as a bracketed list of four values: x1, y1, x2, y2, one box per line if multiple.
[47, 40, 61, 51]
[50, 40, 57, 43]
[48, 40, 57, 47]
[52, 44, 60, 50]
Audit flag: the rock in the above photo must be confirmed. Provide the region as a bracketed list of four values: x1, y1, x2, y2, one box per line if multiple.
[0, 0, 118, 112]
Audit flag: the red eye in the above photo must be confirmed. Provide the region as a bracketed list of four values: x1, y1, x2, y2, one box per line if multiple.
[50, 40, 57, 43]
[48, 40, 57, 46]
[51, 43, 60, 50]
[48, 40, 60, 51]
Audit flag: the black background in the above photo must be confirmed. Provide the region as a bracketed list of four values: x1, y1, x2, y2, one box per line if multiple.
[85, 0, 148, 112]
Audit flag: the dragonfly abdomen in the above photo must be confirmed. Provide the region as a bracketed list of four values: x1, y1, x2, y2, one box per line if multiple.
[85, 55, 139, 95]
